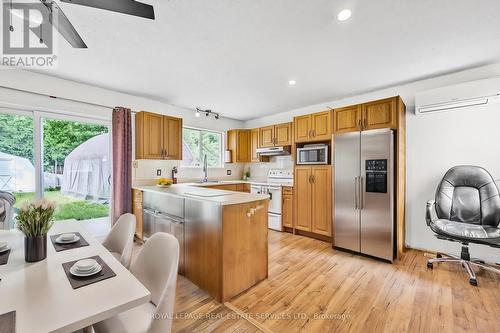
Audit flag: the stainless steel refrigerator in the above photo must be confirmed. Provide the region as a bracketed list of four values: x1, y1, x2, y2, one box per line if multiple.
[334, 128, 395, 262]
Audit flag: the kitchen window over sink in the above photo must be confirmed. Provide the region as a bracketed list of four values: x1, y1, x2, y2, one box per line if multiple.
[181, 127, 223, 167]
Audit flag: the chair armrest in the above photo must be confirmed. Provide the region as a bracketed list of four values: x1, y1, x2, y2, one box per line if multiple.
[426, 200, 436, 226]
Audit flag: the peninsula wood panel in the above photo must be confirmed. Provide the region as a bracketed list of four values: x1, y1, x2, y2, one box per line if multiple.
[334, 104, 361, 134]
[396, 97, 406, 257]
[259, 125, 275, 147]
[162, 116, 182, 160]
[275, 122, 292, 145]
[311, 166, 332, 236]
[222, 200, 268, 301]
[294, 166, 312, 231]
[136, 112, 163, 159]
[362, 97, 397, 130]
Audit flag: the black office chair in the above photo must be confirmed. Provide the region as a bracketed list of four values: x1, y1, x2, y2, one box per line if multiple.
[426, 165, 500, 286]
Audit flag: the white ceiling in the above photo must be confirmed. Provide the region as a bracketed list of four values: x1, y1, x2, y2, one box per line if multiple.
[33, 0, 500, 120]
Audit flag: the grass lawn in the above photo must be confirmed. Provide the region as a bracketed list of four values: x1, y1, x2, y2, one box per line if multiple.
[13, 191, 109, 221]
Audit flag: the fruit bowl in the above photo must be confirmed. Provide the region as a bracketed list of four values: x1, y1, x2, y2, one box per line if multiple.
[156, 177, 173, 188]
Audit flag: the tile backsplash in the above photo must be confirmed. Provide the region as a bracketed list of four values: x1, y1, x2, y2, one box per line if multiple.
[132, 155, 294, 185]
[132, 159, 245, 184]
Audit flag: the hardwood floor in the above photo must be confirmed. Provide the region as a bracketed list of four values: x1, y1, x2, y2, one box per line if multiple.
[137, 231, 500, 333]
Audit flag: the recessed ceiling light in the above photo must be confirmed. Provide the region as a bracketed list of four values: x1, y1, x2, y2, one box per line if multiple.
[337, 9, 352, 22]
[288, 80, 297, 86]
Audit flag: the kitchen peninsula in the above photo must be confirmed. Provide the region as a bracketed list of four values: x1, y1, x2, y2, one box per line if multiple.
[132, 183, 269, 302]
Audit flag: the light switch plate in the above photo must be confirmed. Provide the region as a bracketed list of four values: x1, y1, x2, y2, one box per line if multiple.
[157, 169, 162, 176]
[132, 160, 138, 168]
[227, 170, 232, 175]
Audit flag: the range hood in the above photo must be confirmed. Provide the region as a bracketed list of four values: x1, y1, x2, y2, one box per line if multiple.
[256, 146, 291, 156]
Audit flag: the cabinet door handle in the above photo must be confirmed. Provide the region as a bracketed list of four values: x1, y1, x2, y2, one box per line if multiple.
[364, 118, 367, 129]
[358, 119, 362, 130]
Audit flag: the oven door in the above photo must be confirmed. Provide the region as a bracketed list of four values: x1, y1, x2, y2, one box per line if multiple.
[267, 185, 282, 215]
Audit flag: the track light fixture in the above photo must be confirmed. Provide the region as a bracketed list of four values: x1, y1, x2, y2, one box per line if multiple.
[196, 108, 220, 120]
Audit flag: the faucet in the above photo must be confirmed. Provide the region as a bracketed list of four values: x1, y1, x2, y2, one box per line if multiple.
[202, 154, 208, 182]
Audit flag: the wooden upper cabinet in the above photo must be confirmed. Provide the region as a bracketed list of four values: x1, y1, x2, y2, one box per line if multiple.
[294, 111, 332, 143]
[311, 111, 332, 141]
[294, 166, 312, 232]
[163, 116, 182, 160]
[136, 112, 182, 160]
[251, 129, 269, 162]
[333, 97, 400, 134]
[275, 123, 292, 146]
[362, 97, 397, 130]
[334, 105, 361, 134]
[259, 125, 275, 148]
[311, 166, 332, 236]
[227, 129, 251, 163]
[258, 122, 292, 147]
[294, 115, 312, 143]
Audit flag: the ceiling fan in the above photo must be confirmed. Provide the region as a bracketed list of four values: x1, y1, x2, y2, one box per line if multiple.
[18, 0, 155, 48]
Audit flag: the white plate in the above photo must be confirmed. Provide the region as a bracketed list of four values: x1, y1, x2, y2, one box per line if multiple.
[156, 184, 171, 188]
[60, 233, 76, 241]
[56, 235, 80, 244]
[70, 264, 102, 277]
[74, 263, 99, 273]
[0, 246, 10, 253]
[75, 258, 98, 270]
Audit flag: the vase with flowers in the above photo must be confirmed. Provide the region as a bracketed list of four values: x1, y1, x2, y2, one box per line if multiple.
[16, 199, 56, 262]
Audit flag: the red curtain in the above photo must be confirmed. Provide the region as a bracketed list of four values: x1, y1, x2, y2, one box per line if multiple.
[112, 107, 132, 224]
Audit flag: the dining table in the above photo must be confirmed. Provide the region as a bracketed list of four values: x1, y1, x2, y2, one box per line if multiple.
[0, 219, 151, 333]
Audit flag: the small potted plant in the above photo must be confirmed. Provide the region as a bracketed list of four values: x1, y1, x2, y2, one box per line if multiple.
[16, 199, 56, 262]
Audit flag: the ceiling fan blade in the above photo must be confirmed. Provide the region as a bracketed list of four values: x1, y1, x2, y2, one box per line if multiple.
[59, 0, 155, 20]
[47, 1, 87, 48]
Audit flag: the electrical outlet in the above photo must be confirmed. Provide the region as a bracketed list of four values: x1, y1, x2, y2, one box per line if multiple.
[226, 170, 232, 175]
[132, 160, 138, 168]
[157, 169, 162, 176]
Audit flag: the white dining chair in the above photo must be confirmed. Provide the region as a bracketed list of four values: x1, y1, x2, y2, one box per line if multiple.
[102, 213, 136, 268]
[93, 232, 180, 333]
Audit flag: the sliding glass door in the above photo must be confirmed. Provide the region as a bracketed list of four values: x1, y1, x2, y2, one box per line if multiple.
[0, 111, 35, 212]
[0, 109, 111, 223]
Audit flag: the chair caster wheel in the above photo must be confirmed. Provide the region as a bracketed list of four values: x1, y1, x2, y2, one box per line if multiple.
[436, 253, 442, 258]
[469, 278, 478, 286]
[427, 262, 433, 269]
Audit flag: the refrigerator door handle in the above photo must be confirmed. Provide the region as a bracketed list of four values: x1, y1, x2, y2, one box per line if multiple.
[359, 176, 364, 209]
[354, 177, 359, 209]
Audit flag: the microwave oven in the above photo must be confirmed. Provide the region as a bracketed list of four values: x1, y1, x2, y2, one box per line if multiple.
[296, 145, 328, 165]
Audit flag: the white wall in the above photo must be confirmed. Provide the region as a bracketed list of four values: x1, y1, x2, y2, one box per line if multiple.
[245, 62, 500, 262]
[0, 68, 246, 183]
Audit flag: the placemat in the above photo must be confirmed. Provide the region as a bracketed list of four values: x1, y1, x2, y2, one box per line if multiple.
[62, 255, 116, 290]
[0, 249, 11, 266]
[0, 311, 15, 333]
[50, 232, 89, 252]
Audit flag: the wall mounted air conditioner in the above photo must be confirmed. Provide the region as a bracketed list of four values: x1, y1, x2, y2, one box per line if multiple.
[415, 77, 500, 115]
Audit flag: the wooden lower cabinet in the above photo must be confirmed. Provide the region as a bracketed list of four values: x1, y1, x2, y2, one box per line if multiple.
[282, 186, 293, 228]
[294, 166, 332, 236]
[311, 166, 332, 236]
[294, 167, 312, 231]
[132, 189, 143, 240]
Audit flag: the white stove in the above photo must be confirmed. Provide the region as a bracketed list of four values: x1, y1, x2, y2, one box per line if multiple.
[250, 169, 293, 231]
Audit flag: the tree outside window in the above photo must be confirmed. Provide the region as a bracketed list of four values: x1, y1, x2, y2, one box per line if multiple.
[182, 127, 222, 167]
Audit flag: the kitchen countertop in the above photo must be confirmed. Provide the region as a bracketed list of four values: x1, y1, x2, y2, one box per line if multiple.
[133, 183, 270, 205]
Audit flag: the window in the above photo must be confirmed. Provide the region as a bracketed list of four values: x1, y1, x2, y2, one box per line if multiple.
[181, 127, 223, 167]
